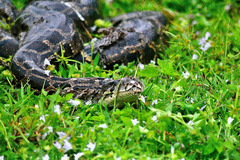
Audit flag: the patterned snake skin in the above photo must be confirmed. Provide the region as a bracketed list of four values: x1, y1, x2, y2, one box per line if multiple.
[0, 0, 166, 106]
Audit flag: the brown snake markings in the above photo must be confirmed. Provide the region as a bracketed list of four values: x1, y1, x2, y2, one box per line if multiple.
[0, 0, 166, 106]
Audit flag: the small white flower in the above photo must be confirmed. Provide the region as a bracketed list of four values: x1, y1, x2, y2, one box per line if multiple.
[131, 118, 139, 126]
[42, 154, 49, 160]
[151, 115, 158, 121]
[63, 139, 73, 152]
[227, 117, 234, 124]
[76, 116, 80, 119]
[54, 105, 61, 115]
[206, 32, 211, 39]
[47, 126, 53, 133]
[74, 152, 84, 160]
[98, 123, 108, 129]
[181, 143, 185, 148]
[42, 133, 48, 140]
[188, 120, 194, 126]
[151, 99, 158, 106]
[225, 4, 231, 11]
[43, 58, 51, 67]
[192, 54, 198, 60]
[182, 71, 190, 79]
[139, 95, 146, 103]
[225, 79, 229, 83]
[192, 20, 197, 26]
[57, 131, 69, 140]
[68, 99, 80, 106]
[190, 98, 194, 103]
[171, 145, 174, 154]
[150, 60, 155, 65]
[200, 41, 211, 52]
[0, 156, 4, 160]
[86, 142, 96, 152]
[195, 74, 198, 79]
[44, 70, 50, 76]
[40, 115, 46, 122]
[199, 32, 212, 52]
[61, 154, 69, 160]
[138, 63, 145, 70]
[200, 105, 206, 111]
[53, 141, 62, 150]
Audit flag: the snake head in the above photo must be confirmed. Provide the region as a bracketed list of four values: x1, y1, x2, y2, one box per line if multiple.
[102, 77, 144, 106]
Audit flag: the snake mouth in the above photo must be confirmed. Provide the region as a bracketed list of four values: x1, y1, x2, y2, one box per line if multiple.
[102, 77, 144, 106]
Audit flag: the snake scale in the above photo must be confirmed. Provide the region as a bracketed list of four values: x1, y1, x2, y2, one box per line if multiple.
[0, 0, 166, 106]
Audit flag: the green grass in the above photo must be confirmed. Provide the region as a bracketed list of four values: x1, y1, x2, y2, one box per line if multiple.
[1, 0, 240, 159]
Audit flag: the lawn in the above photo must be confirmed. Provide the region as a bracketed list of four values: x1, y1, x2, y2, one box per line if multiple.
[0, 0, 240, 159]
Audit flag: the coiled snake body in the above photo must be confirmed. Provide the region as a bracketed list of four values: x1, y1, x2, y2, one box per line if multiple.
[0, 0, 166, 106]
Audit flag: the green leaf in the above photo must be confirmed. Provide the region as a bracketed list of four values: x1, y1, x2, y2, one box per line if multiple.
[232, 47, 239, 53]
[157, 59, 178, 76]
[138, 64, 160, 78]
[93, 53, 100, 69]
[120, 116, 132, 128]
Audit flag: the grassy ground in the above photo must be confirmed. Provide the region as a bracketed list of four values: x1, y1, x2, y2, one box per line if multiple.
[1, 0, 240, 159]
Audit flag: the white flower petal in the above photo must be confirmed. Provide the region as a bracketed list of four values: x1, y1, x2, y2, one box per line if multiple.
[205, 32, 211, 40]
[61, 154, 69, 160]
[150, 60, 155, 65]
[138, 63, 145, 70]
[54, 105, 61, 115]
[57, 131, 67, 139]
[42, 133, 48, 140]
[63, 140, 73, 152]
[131, 118, 139, 126]
[53, 141, 62, 150]
[227, 117, 234, 124]
[47, 126, 53, 133]
[43, 58, 51, 67]
[151, 115, 157, 121]
[68, 99, 80, 106]
[40, 115, 46, 122]
[98, 123, 108, 129]
[139, 95, 146, 103]
[151, 99, 158, 106]
[44, 70, 50, 76]
[74, 152, 84, 160]
[192, 54, 198, 60]
[182, 71, 190, 79]
[42, 154, 49, 160]
[0, 156, 4, 160]
[171, 145, 174, 154]
[200, 105, 206, 111]
[86, 142, 96, 152]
